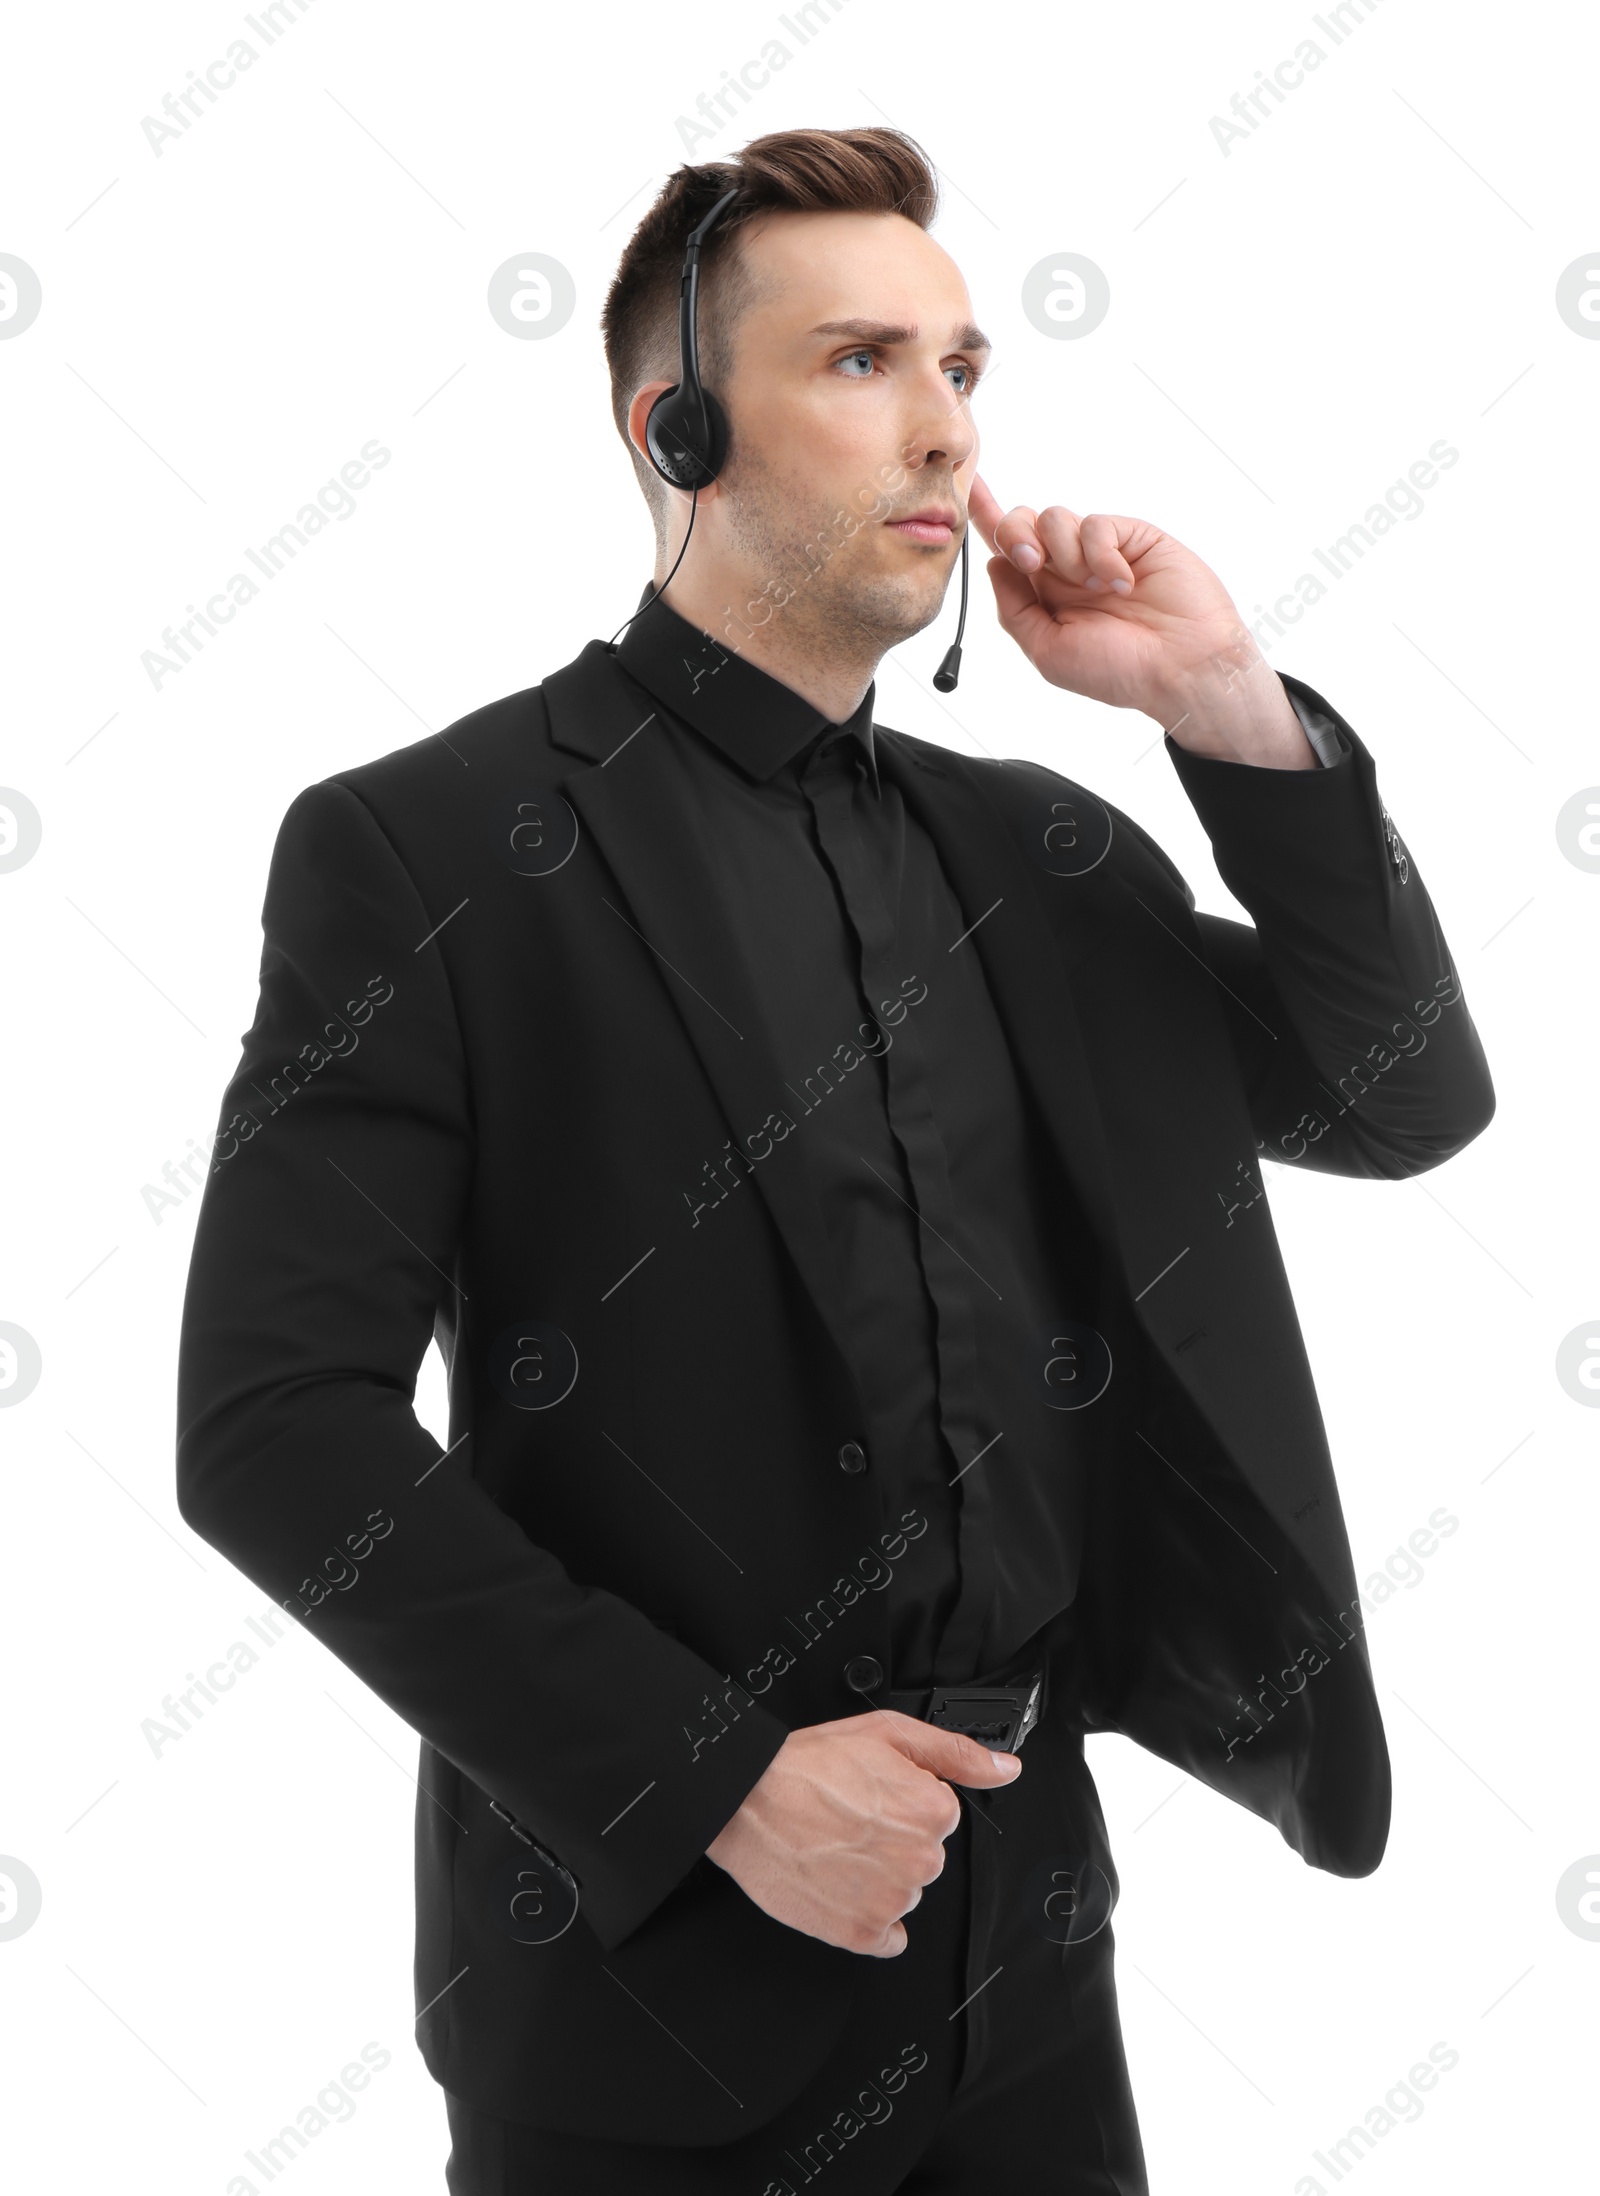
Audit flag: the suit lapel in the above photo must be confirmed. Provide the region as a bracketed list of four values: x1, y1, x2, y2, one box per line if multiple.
[540, 643, 870, 1403]
[870, 732, 1132, 1283]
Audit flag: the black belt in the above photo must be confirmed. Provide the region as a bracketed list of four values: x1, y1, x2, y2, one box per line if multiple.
[851, 1649, 1049, 1755]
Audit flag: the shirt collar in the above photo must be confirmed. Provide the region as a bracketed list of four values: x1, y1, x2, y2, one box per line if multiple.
[610, 582, 878, 791]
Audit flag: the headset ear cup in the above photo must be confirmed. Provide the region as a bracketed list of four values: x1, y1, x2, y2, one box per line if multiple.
[645, 382, 729, 489]
[693, 386, 729, 481]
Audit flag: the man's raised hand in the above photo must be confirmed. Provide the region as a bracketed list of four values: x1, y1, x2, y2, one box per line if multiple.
[964, 473, 1311, 764]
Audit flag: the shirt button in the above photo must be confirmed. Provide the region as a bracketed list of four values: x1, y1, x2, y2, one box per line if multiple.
[844, 1656, 884, 1696]
[837, 1440, 868, 1474]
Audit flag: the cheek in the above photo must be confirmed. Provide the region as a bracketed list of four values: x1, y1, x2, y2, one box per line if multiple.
[807, 390, 900, 478]
[838, 428, 899, 505]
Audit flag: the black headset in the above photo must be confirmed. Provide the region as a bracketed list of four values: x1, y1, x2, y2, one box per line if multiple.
[643, 182, 742, 492]
[611, 179, 969, 692]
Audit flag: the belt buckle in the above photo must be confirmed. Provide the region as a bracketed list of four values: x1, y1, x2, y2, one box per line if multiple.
[926, 1671, 1043, 1753]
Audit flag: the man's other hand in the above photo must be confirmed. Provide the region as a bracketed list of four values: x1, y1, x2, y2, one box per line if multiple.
[704, 1711, 1022, 1956]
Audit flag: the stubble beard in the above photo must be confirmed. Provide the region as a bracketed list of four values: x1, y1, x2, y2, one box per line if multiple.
[719, 446, 954, 677]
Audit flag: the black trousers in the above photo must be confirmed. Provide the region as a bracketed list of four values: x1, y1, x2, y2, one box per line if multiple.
[443, 1618, 1148, 2194]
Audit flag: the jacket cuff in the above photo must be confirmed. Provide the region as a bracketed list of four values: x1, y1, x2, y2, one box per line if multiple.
[579, 1696, 794, 1950]
[1159, 670, 1390, 912]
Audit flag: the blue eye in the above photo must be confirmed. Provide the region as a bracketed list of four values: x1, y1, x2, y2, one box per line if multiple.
[837, 348, 875, 376]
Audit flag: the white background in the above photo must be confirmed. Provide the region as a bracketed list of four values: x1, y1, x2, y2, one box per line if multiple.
[2, 1, 1594, 2189]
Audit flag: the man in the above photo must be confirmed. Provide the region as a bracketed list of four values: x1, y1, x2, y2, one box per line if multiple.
[176, 125, 1495, 2194]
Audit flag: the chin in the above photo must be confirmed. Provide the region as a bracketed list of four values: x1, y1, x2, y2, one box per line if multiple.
[844, 556, 947, 643]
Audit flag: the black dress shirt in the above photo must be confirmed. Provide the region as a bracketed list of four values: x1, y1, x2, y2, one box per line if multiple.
[610, 584, 1336, 1692]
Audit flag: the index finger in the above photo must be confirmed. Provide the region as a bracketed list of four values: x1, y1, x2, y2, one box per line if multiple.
[966, 472, 1006, 553]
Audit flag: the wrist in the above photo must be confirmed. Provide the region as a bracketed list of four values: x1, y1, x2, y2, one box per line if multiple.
[1149, 630, 1318, 769]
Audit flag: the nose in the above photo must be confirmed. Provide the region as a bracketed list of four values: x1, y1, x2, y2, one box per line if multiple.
[903, 368, 978, 481]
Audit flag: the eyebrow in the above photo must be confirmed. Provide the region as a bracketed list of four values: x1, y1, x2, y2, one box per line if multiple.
[808, 316, 992, 356]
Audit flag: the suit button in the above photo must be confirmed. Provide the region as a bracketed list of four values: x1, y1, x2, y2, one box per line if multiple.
[837, 1440, 868, 1473]
[844, 1655, 884, 1696]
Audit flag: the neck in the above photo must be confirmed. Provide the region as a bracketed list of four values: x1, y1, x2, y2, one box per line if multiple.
[654, 565, 879, 725]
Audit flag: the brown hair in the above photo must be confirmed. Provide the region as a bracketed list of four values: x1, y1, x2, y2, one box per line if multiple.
[601, 126, 940, 553]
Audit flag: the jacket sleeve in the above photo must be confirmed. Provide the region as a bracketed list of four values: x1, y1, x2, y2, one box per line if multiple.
[175, 777, 790, 1953]
[1128, 671, 1496, 1180]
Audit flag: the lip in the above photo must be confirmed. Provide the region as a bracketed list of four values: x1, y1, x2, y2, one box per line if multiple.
[886, 508, 959, 544]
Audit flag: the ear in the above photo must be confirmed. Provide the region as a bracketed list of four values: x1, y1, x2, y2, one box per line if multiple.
[626, 379, 678, 471]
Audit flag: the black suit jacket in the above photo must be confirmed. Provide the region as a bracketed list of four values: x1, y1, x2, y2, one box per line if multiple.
[174, 636, 1495, 2144]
